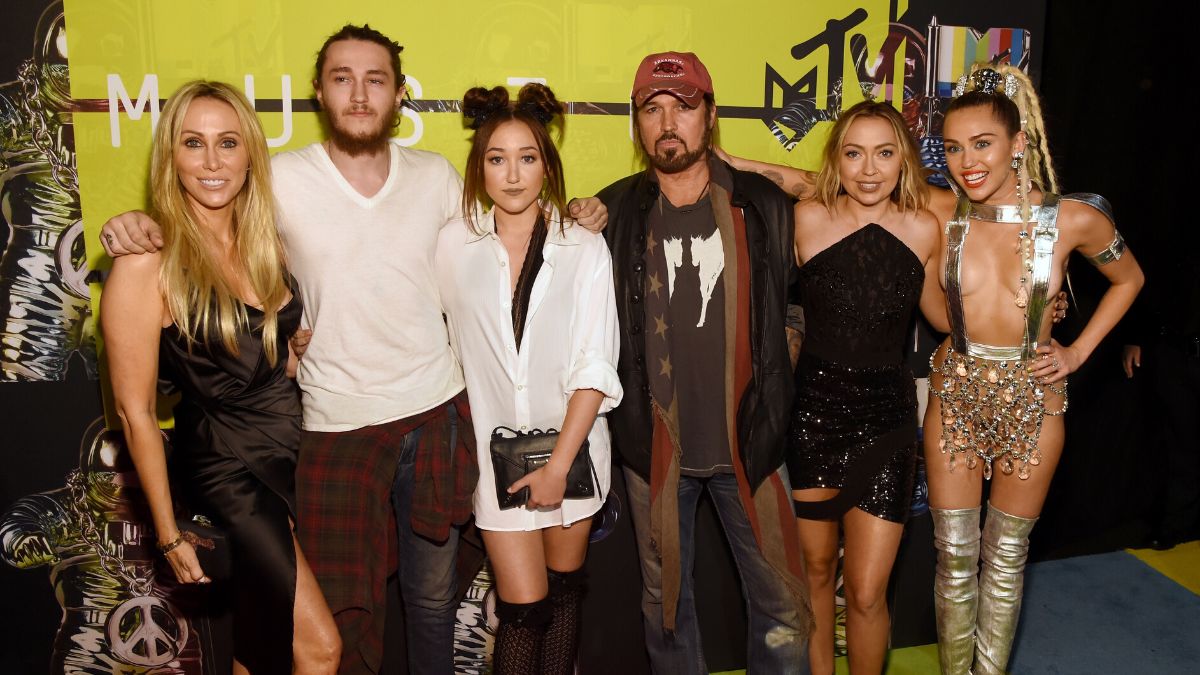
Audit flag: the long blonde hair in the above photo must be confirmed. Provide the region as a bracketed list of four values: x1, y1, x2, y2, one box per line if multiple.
[814, 100, 928, 213]
[150, 80, 289, 364]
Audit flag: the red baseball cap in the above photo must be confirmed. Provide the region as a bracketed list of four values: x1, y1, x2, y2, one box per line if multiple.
[631, 51, 714, 107]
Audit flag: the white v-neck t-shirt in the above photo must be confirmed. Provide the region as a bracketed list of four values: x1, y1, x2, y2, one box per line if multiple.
[272, 140, 465, 431]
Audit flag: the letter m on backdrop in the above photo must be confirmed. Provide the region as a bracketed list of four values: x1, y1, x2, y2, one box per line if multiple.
[108, 74, 159, 147]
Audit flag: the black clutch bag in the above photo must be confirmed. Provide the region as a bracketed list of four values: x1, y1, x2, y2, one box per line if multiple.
[176, 514, 232, 582]
[490, 426, 597, 510]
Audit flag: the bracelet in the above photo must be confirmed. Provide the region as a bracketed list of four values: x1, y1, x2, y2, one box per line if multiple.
[158, 533, 184, 554]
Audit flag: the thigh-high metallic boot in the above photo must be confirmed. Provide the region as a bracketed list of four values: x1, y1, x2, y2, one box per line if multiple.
[974, 503, 1038, 675]
[931, 506, 981, 675]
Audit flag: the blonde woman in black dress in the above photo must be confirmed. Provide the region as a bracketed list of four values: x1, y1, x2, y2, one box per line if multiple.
[102, 81, 339, 674]
[783, 101, 947, 675]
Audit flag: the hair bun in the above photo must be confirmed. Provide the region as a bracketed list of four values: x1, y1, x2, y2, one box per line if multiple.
[516, 83, 563, 127]
[462, 86, 510, 130]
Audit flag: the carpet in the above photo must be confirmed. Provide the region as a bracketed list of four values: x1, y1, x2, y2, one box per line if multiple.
[1008, 550, 1200, 674]
[714, 545, 1200, 674]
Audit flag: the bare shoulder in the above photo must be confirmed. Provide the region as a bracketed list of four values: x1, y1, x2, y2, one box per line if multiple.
[794, 198, 829, 227]
[1057, 198, 1117, 250]
[927, 186, 957, 222]
[1058, 198, 1114, 230]
[905, 207, 942, 252]
[102, 250, 164, 323]
[793, 199, 830, 242]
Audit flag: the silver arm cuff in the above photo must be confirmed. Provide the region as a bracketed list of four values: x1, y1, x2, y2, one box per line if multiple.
[1086, 230, 1126, 266]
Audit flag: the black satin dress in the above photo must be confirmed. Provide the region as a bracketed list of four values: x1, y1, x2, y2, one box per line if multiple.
[159, 294, 302, 673]
[786, 224, 923, 523]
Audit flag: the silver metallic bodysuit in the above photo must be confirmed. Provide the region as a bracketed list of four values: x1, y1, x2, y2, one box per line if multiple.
[932, 191, 1124, 479]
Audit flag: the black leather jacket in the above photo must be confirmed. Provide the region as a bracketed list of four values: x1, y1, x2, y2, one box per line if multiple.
[597, 161, 796, 491]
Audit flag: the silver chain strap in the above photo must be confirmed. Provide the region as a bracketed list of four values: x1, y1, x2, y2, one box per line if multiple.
[65, 470, 154, 596]
[13, 59, 79, 192]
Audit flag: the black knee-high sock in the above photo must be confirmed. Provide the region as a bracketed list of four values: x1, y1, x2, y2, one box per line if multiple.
[493, 596, 552, 675]
[542, 567, 586, 675]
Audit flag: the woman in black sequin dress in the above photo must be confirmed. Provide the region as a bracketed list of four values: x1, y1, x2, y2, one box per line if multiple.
[784, 102, 948, 675]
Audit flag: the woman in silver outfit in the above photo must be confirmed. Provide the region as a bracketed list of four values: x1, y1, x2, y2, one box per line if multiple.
[924, 63, 1143, 674]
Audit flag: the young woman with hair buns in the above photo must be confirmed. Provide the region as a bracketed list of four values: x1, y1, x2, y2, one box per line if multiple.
[924, 63, 1142, 674]
[434, 83, 622, 674]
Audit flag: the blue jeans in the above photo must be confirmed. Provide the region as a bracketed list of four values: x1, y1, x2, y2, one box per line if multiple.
[624, 466, 810, 675]
[391, 407, 462, 675]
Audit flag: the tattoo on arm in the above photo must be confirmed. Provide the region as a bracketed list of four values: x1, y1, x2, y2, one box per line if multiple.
[788, 182, 811, 200]
[761, 170, 811, 199]
[763, 170, 788, 192]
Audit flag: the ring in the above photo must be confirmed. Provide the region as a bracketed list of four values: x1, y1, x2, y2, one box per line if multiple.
[1052, 359, 1060, 369]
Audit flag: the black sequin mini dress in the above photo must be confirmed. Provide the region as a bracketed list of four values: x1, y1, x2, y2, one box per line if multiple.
[786, 224, 923, 523]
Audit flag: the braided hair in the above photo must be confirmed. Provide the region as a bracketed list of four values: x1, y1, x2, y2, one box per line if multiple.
[946, 63, 1058, 223]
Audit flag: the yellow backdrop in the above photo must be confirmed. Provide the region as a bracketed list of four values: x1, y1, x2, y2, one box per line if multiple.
[67, 0, 904, 266]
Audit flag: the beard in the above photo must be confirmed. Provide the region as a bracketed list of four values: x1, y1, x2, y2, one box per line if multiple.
[644, 123, 714, 174]
[327, 106, 399, 157]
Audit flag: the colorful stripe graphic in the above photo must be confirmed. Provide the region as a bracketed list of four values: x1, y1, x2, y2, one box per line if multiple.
[934, 25, 1031, 97]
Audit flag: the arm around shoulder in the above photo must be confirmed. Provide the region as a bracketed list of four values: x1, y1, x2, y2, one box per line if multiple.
[718, 147, 815, 199]
[914, 208, 950, 333]
[926, 186, 957, 225]
[100, 210, 165, 256]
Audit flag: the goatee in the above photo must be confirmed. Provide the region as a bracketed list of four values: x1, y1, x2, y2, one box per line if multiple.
[645, 124, 714, 174]
[327, 108, 399, 157]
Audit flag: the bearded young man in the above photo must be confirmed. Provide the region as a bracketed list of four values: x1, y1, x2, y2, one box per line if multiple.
[595, 52, 813, 674]
[100, 24, 606, 675]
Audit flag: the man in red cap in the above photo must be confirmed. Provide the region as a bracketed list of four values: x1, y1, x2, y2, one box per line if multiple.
[597, 51, 813, 673]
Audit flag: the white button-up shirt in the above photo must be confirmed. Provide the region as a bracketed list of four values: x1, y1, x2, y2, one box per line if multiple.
[436, 209, 622, 531]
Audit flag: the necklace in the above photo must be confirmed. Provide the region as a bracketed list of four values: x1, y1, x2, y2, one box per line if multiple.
[659, 181, 711, 211]
[968, 201, 1037, 308]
